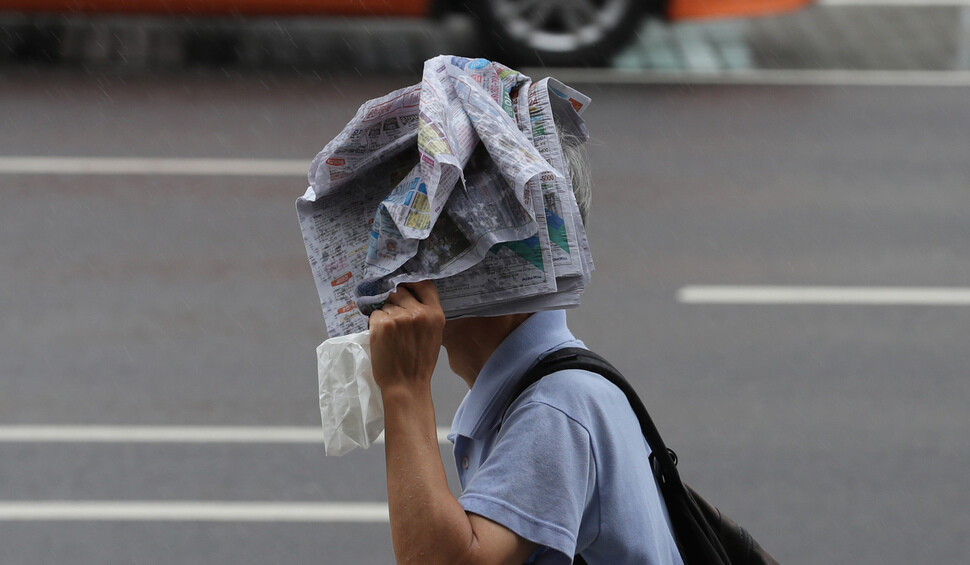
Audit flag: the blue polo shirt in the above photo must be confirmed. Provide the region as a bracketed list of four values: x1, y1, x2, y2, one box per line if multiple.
[449, 310, 683, 565]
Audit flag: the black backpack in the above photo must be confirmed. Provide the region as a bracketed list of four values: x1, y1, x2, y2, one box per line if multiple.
[510, 347, 780, 565]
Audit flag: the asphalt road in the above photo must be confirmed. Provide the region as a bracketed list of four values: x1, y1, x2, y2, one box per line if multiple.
[1, 71, 968, 565]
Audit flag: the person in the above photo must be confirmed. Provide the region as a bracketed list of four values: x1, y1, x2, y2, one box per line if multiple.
[368, 129, 684, 565]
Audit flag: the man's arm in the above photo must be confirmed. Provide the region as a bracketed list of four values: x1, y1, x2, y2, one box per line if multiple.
[369, 281, 538, 565]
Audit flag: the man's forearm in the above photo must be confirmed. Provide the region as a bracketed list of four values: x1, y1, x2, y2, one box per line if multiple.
[382, 385, 474, 565]
[369, 284, 533, 565]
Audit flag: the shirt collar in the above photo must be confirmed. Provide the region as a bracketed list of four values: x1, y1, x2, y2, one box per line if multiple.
[449, 309, 583, 442]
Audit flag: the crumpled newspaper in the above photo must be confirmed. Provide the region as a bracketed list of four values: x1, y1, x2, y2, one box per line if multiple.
[317, 330, 383, 456]
[308, 55, 594, 455]
[296, 55, 593, 339]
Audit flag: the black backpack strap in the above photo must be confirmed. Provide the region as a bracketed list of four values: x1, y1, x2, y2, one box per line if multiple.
[508, 347, 682, 485]
[505, 348, 684, 565]
[508, 348, 774, 565]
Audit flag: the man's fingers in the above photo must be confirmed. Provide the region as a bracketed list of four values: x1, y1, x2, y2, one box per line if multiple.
[369, 303, 406, 325]
[387, 281, 438, 308]
[368, 309, 386, 330]
[386, 285, 419, 309]
[407, 280, 441, 307]
[368, 299, 404, 322]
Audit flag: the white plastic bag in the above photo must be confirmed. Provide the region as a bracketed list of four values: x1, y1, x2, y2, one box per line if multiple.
[317, 330, 384, 456]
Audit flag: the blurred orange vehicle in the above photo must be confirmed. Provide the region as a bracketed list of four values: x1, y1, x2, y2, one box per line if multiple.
[5, 0, 813, 66]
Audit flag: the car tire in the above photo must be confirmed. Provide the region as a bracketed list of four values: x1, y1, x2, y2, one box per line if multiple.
[467, 0, 646, 67]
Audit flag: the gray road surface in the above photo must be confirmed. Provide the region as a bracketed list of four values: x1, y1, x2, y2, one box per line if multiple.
[1, 72, 969, 565]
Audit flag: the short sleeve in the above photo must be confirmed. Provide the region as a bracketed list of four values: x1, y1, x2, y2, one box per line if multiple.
[458, 399, 596, 559]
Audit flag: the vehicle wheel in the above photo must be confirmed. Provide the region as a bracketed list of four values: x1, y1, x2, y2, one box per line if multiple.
[469, 0, 646, 67]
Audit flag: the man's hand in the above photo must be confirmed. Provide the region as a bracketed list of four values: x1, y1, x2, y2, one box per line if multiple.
[368, 280, 445, 394]
[369, 280, 537, 564]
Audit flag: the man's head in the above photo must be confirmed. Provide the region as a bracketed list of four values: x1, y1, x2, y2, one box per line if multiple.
[441, 123, 593, 387]
[441, 313, 532, 388]
[559, 123, 592, 227]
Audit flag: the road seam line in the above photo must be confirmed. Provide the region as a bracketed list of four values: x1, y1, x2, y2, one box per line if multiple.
[818, 0, 970, 6]
[523, 69, 970, 87]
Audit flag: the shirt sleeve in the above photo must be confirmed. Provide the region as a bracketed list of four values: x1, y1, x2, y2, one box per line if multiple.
[458, 399, 596, 559]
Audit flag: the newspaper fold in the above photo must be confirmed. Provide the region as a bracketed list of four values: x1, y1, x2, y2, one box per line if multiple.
[298, 55, 593, 339]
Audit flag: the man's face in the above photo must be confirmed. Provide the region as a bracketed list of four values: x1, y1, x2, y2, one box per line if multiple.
[439, 316, 491, 385]
[440, 317, 475, 355]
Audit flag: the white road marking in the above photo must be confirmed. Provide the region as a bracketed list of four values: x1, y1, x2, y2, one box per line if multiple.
[678, 286, 970, 305]
[0, 426, 453, 445]
[0, 501, 389, 522]
[0, 157, 309, 176]
[531, 68, 970, 87]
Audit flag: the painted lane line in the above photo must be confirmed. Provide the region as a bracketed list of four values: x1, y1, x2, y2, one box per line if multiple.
[678, 286, 970, 305]
[0, 426, 453, 445]
[0, 501, 389, 522]
[528, 69, 970, 87]
[0, 157, 309, 176]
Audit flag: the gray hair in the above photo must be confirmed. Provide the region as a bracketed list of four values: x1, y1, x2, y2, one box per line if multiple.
[559, 127, 592, 227]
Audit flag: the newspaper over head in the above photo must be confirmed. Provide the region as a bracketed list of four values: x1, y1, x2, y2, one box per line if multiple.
[297, 56, 593, 454]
